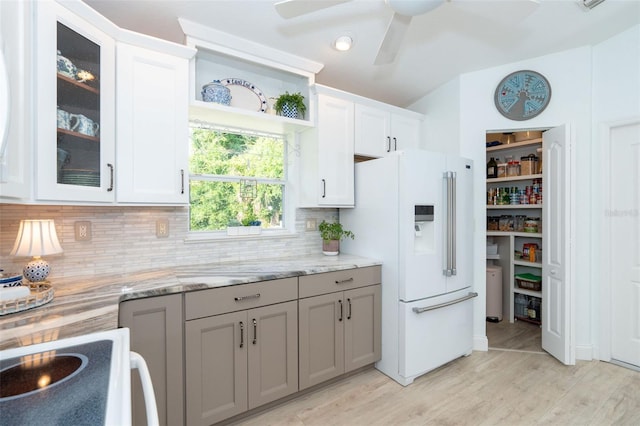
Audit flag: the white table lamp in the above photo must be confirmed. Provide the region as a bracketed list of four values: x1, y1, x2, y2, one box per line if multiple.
[10, 219, 64, 282]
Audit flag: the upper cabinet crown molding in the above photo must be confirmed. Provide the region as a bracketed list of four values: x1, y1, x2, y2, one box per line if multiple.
[179, 18, 323, 80]
[117, 27, 196, 59]
[314, 84, 424, 121]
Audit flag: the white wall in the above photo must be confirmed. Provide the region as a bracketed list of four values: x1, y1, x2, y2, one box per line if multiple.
[410, 24, 640, 359]
[409, 77, 461, 154]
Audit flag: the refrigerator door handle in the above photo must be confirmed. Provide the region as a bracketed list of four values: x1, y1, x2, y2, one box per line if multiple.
[451, 171, 457, 276]
[411, 292, 478, 314]
[443, 172, 453, 277]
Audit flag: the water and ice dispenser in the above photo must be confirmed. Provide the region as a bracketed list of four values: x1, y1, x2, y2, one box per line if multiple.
[414, 205, 434, 253]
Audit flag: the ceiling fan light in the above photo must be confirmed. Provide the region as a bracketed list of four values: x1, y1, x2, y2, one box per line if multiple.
[334, 35, 353, 51]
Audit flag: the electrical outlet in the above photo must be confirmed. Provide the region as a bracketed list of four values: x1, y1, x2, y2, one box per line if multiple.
[156, 219, 169, 238]
[74, 221, 92, 241]
[305, 218, 317, 231]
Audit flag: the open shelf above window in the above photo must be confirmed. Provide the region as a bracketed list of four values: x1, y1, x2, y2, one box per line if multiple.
[180, 18, 322, 134]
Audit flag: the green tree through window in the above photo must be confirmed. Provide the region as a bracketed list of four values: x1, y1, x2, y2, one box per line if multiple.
[189, 126, 286, 231]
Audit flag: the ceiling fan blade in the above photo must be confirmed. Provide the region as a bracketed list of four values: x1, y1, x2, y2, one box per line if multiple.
[374, 13, 412, 65]
[274, 0, 353, 19]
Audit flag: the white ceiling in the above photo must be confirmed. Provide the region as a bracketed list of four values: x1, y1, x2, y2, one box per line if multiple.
[83, 0, 640, 107]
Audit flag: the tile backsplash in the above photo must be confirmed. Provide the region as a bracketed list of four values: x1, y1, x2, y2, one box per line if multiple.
[0, 204, 337, 279]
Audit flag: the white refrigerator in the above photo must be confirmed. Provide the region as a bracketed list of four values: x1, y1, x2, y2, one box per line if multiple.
[341, 150, 476, 386]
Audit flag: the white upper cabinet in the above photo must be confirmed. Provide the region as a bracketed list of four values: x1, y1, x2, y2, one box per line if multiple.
[299, 93, 355, 207]
[355, 103, 422, 158]
[2, 0, 195, 205]
[115, 42, 191, 204]
[35, 0, 116, 203]
[0, 0, 33, 200]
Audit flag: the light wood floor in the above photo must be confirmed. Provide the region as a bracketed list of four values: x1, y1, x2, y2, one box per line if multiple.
[236, 349, 639, 425]
[487, 318, 542, 353]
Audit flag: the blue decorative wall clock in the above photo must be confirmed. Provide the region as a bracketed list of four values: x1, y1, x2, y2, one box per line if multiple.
[494, 70, 551, 121]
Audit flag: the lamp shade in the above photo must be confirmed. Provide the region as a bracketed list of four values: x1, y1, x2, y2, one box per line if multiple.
[10, 220, 64, 257]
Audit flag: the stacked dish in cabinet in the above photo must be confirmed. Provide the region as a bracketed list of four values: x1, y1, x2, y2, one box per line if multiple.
[485, 131, 544, 325]
[56, 22, 103, 187]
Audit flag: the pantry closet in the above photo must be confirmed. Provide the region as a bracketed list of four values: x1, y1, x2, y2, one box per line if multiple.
[484, 126, 572, 363]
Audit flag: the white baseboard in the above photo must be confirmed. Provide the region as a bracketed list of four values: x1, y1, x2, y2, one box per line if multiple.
[474, 335, 488, 351]
[576, 344, 595, 361]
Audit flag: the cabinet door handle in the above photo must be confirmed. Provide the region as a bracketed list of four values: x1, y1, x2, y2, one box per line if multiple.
[338, 300, 343, 322]
[107, 163, 114, 192]
[180, 169, 185, 194]
[321, 179, 326, 198]
[393, 137, 397, 151]
[239, 321, 244, 348]
[252, 318, 257, 345]
[347, 298, 352, 320]
[386, 136, 391, 153]
[234, 293, 260, 302]
[335, 277, 354, 284]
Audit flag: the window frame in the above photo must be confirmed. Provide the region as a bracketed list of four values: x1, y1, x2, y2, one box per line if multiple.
[187, 122, 291, 237]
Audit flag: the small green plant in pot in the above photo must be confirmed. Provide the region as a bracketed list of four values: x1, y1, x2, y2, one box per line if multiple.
[273, 91, 306, 119]
[319, 220, 354, 256]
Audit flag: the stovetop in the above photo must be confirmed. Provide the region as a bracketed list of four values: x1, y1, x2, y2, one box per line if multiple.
[0, 340, 113, 425]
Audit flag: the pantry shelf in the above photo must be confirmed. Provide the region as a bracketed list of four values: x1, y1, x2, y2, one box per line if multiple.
[513, 287, 542, 298]
[514, 260, 542, 268]
[486, 231, 542, 238]
[487, 174, 542, 184]
[487, 205, 542, 209]
[486, 138, 542, 152]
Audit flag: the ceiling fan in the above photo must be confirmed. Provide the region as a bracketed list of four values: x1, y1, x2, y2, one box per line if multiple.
[275, 0, 540, 65]
[275, 0, 448, 65]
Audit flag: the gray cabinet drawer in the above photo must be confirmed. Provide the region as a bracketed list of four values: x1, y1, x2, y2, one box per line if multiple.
[298, 266, 381, 298]
[185, 277, 298, 320]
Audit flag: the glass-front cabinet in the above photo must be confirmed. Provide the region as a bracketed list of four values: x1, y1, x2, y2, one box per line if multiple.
[36, 1, 115, 202]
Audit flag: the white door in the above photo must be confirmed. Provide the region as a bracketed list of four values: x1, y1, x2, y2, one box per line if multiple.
[542, 124, 575, 364]
[609, 121, 640, 368]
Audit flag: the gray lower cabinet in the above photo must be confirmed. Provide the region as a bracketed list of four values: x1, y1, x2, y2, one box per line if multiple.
[118, 269, 380, 425]
[184, 278, 298, 425]
[298, 266, 382, 390]
[118, 294, 184, 426]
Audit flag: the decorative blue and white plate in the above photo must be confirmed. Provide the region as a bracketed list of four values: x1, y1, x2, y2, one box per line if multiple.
[220, 78, 268, 113]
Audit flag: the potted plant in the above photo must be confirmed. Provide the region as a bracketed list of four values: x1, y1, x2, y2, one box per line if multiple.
[319, 220, 354, 255]
[273, 91, 306, 119]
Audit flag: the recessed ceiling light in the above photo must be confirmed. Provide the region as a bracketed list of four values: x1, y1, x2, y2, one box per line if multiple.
[334, 35, 353, 52]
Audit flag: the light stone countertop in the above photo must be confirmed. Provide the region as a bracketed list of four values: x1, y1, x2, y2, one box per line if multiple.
[0, 254, 380, 351]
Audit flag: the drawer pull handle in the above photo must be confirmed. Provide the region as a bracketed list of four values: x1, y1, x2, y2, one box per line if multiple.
[252, 318, 257, 345]
[338, 300, 343, 322]
[335, 278, 354, 284]
[239, 321, 244, 348]
[235, 293, 261, 302]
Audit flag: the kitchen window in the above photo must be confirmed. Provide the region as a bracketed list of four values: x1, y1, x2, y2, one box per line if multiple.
[189, 123, 287, 233]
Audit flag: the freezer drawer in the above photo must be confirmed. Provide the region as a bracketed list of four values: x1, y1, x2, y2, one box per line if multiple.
[399, 290, 476, 379]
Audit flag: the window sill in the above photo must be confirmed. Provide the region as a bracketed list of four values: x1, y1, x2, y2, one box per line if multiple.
[184, 229, 298, 244]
